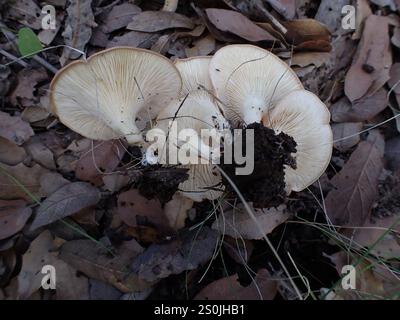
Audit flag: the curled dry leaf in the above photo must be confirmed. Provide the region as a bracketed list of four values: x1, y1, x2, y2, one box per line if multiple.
[127, 11, 195, 32]
[132, 227, 218, 282]
[0, 111, 34, 146]
[61, 0, 96, 64]
[102, 3, 141, 33]
[212, 204, 291, 240]
[330, 89, 388, 123]
[345, 15, 392, 102]
[332, 122, 363, 152]
[205, 8, 277, 43]
[30, 182, 101, 230]
[195, 269, 277, 300]
[284, 19, 332, 51]
[0, 163, 47, 202]
[325, 131, 385, 230]
[75, 140, 125, 186]
[0, 200, 32, 240]
[60, 239, 147, 292]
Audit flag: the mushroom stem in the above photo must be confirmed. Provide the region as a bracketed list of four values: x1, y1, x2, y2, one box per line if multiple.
[162, 0, 178, 12]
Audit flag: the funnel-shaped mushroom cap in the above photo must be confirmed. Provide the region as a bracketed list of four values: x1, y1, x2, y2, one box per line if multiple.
[50, 47, 182, 144]
[263, 90, 332, 192]
[175, 57, 212, 95]
[147, 91, 229, 201]
[209, 44, 303, 125]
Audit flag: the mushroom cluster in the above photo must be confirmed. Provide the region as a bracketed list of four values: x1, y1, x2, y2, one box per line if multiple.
[50, 44, 332, 208]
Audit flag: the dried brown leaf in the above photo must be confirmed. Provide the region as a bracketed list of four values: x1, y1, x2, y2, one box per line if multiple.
[0, 111, 34, 146]
[325, 132, 385, 229]
[332, 122, 363, 152]
[0, 137, 27, 166]
[102, 3, 141, 33]
[30, 182, 101, 230]
[0, 199, 32, 240]
[127, 11, 194, 32]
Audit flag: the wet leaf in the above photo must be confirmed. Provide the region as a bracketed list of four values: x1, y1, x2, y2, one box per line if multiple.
[127, 11, 195, 32]
[0, 200, 32, 240]
[195, 269, 277, 300]
[30, 182, 101, 230]
[325, 132, 385, 230]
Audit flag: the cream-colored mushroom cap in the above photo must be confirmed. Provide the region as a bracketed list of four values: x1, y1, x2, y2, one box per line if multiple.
[50, 47, 182, 144]
[174, 56, 212, 95]
[263, 90, 332, 192]
[209, 44, 303, 125]
[150, 91, 229, 201]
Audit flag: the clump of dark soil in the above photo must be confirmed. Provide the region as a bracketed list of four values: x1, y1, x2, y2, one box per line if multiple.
[221, 122, 297, 208]
[136, 166, 189, 204]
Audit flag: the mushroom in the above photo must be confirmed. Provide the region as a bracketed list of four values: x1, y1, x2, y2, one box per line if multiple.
[50, 47, 182, 145]
[209, 44, 303, 125]
[209, 44, 332, 193]
[147, 57, 229, 201]
[162, 0, 178, 12]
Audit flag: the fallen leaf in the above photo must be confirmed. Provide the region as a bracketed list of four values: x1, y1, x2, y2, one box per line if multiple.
[132, 227, 218, 282]
[330, 89, 388, 123]
[212, 204, 291, 240]
[352, 0, 372, 40]
[89, 279, 122, 300]
[392, 27, 400, 48]
[185, 34, 216, 57]
[353, 215, 400, 259]
[60, 239, 147, 292]
[17, 231, 55, 299]
[0, 200, 32, 240]
[325, 131, 385, 229]
[0, 111, 34, 146]
[127, 11, 195, 32]
[53, 258, 90, 299]
[205, 8, 277, 43]
[388, 64, 400, 99]
[0, 137, 27, 165]
[195, 269, 277, 300]
[107, 31, 159, 49]
[117, 189, 170, 233]
[0, 163, 47, 202]
[25, 138, 56, 169]
[75, 140, 125, 186]
[291, 52, 331, 68]
[30, 182, 101, 230]
[315, 0, 351, 35]
[332, 122, 363, 152]
[284, 19, 331, 51]
[370, 0, 397, 10]
[61, 0, 96, 64]
[10, 68, 48, 107]
[39, 172, 70, 196]
[345, 15, 392, 102]
[102, 173, 130, 192]
[102, 3, 141, 33]
[38, 13, 64, 46]
[5, 0, 42, 29]
[21, 107, 50, 124]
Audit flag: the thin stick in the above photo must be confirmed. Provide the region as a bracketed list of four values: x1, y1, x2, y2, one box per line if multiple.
[0, 48, 28, 67]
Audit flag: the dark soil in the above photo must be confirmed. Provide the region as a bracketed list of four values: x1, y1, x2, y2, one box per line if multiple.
[221, 122, 297, 208]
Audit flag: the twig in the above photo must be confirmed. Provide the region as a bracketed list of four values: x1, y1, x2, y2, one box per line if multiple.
[0, 48, 28, 68]
[253, 0, 288, 35]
